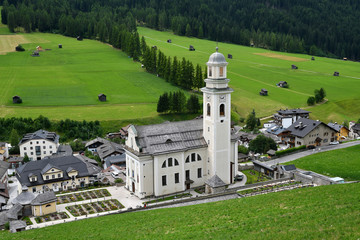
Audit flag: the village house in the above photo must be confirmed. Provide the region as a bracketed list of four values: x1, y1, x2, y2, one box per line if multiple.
[0, 160, 10, 207]
[96, 142, 124, 162]
[85, 137, 109, 153]
[349, 122, 360, 138]
[125, 48, 239, 198]
[19, 130, 60, 161]
[16, 155, 101, 193]
[0, 142, 9, 161]
[283, 118, 337, 147]
[273, 108, 311, 128]
[327, 122, 350, 141]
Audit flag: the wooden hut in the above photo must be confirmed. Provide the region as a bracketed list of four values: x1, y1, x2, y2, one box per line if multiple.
[277, 81, 288, 88]
[31, 50, 40, 57]
[77, 36, 83, 41]
[189, 45, 195, 51]
[228, 54, 233, 59]
[13, 96, 22, 104]
[291, 64, 298, 69]
[259, 89, 268, 96]
[311, 56, 315, 60]
[167, 39, 172, 43]
[343, 57, 347, 61]
[152, 46, 157, 50]
[333, 71, 339, 76]
[58, 44, 62, 48]
[98, 93, 106, 102]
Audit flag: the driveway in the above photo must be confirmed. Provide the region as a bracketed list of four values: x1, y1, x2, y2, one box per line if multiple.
[266, 141, 360, 166]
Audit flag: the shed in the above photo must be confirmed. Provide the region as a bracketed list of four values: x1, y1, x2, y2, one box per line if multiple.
[291, 64, 298, 69]
[277, 81, 288, 88]
[10, 220, 27, 233]
[36, 46, 44, 51]
[31, 50, 40, 57]
[311, 56, 315, 60]
[167, 39, 172, 43]
[58, 44, 62, 48]
[77, 36, 83, 41]
[228, 54, 233, 59]
[266, 149, 276, 156]
[238, 153, 249, 163]
[259, 88, 268, 96]
[343, 57, 347, 61]
[205, 175, 228, 194]
[98, 93, 106, 102]
[13, 96, 22, 104]
[333, 71, 339, 76]
[189, 45, 195, 51]
[253, 160, 275, 178]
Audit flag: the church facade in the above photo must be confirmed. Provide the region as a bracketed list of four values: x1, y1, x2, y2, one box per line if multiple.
[125, 48, 238, 198]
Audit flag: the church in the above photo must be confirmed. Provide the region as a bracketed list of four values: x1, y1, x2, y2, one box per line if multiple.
[125, 48, 239, 198]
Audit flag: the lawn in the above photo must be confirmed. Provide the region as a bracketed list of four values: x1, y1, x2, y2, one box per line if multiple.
[242, 169, 271, 184]
[285, 145, 360, 180]
[1, 183, 359, 239]
[138, 27, 360, 122]
[0, 32, 185, 120]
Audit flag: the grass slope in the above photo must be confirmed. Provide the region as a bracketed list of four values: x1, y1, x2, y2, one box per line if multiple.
[1, 183, 359, 239]
[285, 144, 360, 180]
[138, 27, 360, 122]
[0, 33, 184, 120]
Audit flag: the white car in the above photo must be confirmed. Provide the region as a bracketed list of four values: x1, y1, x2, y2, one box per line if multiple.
[329, 141, 339, 145]
[111, 172, 120, 179]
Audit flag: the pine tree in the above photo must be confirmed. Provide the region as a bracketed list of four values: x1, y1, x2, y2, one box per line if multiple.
[141, 36, 147, 55]
[164, 56, 171, 82]
[133, 32, 141, 61]
[170, 56, 178, 84]
[7, 12, 15, 32]
[185, 23, 192, 37]
[187, 95, 200, 113]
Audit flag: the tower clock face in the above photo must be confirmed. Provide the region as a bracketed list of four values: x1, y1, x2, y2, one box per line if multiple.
[220, 95, 226, 102]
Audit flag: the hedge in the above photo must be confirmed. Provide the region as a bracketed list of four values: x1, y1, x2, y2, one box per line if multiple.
[275, 145, 306, 156]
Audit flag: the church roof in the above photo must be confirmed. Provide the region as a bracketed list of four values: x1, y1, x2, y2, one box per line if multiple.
[207, 47, 228, 66]
[205, 175, 227, 188]
[31, 191, 56, 205]
[132, 119, 207, 155]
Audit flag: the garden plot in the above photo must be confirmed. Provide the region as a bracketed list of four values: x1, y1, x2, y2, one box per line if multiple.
[34, 212, 69, 224]
[66, 199, 124, 216]
[57, 189, 111, 204]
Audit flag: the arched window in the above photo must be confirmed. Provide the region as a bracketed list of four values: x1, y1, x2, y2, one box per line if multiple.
[174, 159, 179, 166]
[162, 161, 166, 168]
[208, 67, 212, 77]
[185, 156, 190, 163]
[207, 103, 211, 116]
[186, 154, 202, 163]
[219, 67, 224, 77]
[162, 158, 179, 168]
[197, 155, 202, 161]
[168, 158, 173, 167]
[45, 204, 51, 208]
[220, 104, 225, 117]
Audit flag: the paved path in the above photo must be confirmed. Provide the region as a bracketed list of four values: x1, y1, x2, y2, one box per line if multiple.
[265, 141, 360, 166]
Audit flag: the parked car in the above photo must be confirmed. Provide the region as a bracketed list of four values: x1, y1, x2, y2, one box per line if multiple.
[307, 145, 316, 149]
[234, 174, 244, 181]
[111, 172, 120, 179]
[329, 141, 339, 145]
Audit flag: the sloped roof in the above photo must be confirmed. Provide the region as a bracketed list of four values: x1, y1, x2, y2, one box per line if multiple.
[10, 220, 27, 232]
[132, 119, 207, 155]
[16, 155, 101, 187]
[104, 154, 126, 168]
[54, 144, 73, 157]
[277, 109, 311, 115]
[205, 175, 227, 188]
[85, 137, 109, 148]
[352, 123, 360, 131]
[327, 123, 347, 132]
[287, 118, 334, 138]
[12, 188, 36, 205]
[0, 160, 10, 178]
[41, 163, 59, 174]
[281, 164, 297, 171]
[19, 129, 59, 145]
[7, 203, 23, 219]
[97, 142, 124, 160]
[31, 191, 56, 205]
[75, 155, 98, 166]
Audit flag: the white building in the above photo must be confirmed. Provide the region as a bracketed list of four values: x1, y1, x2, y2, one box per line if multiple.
[19, 130, 60, 161]
[0, 142, 9, 161]
[273, 109, 310, 128]
[125, 48, 239, 198]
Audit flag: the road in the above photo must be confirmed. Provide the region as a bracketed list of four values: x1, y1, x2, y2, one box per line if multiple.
[265, 141, 360, 166]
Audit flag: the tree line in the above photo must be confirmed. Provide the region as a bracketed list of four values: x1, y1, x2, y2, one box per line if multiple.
[0, 116, 103, 145]
[157, 91, 201, 114]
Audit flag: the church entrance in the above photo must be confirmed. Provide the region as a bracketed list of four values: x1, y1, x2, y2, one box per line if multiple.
[186, 183, 190, 190]
[132, 182, 135, 192]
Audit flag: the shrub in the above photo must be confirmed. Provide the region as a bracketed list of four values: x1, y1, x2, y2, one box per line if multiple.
[15, 45, 25, 51]
[115, 178, 123, 183]
[4, 221, 9, 230]
[276, 145, 306, 156]
[307, 96, 315, 106]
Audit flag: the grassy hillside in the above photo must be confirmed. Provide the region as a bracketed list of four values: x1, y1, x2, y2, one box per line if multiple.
[1, 183, 359, 239]
[138, 27, 360, 122]
[0, 33, 185, 120]
[285, 144, 360, 181]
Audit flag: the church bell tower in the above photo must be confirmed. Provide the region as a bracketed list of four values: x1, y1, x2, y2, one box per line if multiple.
[202, 47, 233, 184]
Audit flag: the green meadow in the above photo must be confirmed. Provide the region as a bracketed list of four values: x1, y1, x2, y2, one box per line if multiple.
[0, 33, 184, 120]
[285, 144, 360, 181]
[1, 183, 359, 239]
[138, 27, 360, 122]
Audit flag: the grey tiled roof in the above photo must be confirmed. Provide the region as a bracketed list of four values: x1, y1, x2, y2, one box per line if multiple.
[12, 189, 36, 205]
[97, 142, 124, 160]
[54, 144, 73, 157]
[327, 123, 346, 132]
[281, 165, 297, 171]
[0, 160, 10, 178]
[104, 154, 126, 168]
[133, 119, 207, 155]
[352, 123, 360, 131]
[7, 203, 23, 219]
[75, 155, 98, 166]
[277, 109, 311, 115]
[41, 163, 58, 174]
[31, 191, 56, 205]
[10, 220, 27, 232]
[287, 118, 333, 138]
[16, 155, 101, 187]
[85, 137, 109, 148]
[19, 129, 59, 145]
[205, 175, 227, 188]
